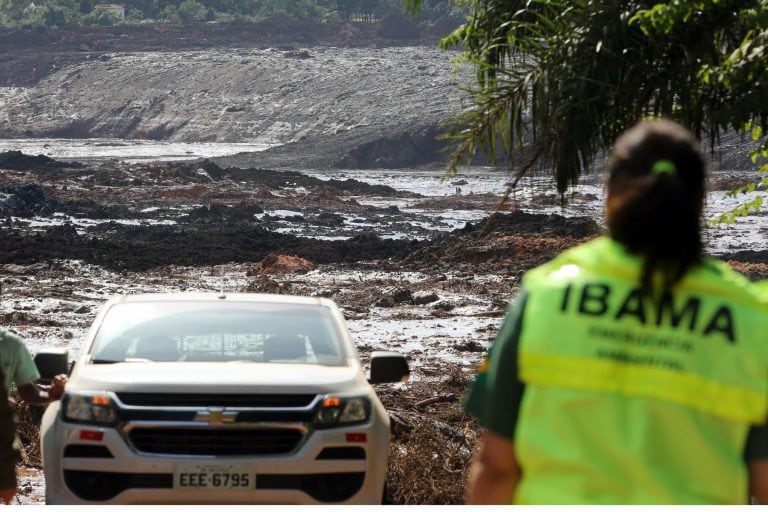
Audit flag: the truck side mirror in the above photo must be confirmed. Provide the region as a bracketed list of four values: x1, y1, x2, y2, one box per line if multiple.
[368, 351, 409, 384]
[34, 348, 69, 383]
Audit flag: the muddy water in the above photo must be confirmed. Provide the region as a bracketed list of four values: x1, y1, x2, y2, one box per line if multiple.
[0, 138, 274, 163]
[313, 169, 768, 255]
[1, 138, 765, 252]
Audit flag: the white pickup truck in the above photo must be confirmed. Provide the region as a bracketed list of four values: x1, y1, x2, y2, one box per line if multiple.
[38, 293, 409, 504]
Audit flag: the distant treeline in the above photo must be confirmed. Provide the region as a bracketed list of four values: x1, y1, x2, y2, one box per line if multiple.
[0, 0, 462, 27]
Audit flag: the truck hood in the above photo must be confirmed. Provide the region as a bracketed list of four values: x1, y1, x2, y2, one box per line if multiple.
[69, 361, 367, 395]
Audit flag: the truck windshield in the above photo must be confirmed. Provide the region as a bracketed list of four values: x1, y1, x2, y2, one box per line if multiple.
[89, 301, 347, 366]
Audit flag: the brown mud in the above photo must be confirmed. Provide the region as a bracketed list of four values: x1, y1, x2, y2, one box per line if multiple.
[3, 149, 768, 504]
[0, 19, 450, 88]
[0, 151, 603, 504]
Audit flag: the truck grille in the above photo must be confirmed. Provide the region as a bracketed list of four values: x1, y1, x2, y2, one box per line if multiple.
[128, 427, 304, 456]
[116, 393, 316, 408]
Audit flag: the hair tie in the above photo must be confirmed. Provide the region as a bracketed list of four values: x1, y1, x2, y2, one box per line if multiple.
[651, 159, 676, 175]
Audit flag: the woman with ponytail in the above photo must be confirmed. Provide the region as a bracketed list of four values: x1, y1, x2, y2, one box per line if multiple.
[464, 119, 768, 504]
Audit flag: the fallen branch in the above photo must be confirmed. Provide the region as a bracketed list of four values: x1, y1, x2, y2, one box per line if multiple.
[415, 394, 457, 408]
[465, 310, 505, 318]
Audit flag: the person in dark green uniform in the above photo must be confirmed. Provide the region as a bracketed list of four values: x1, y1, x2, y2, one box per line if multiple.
[0, 328, 67, 504]
[464, 119, 768, 504]
[0, 364, 18, 504]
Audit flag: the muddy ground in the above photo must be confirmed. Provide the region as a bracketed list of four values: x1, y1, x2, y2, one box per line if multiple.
[0, 19, 474, 171]
[2, 150, 767, 504]
[0, 19, 453, 87]
[0, 151, 604, 505]
[0, 150, 607, 505]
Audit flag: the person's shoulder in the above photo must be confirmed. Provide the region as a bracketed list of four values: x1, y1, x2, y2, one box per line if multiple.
[0, 328, 25, 350]
[698, 257, 768, 304]
[701, 257, 755, 285]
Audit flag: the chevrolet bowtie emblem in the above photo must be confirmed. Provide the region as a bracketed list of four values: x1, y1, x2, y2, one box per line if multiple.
[194, 409, 237, 425]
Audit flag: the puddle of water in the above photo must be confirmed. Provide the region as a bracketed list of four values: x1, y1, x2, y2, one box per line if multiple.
[0, 138, 274, 163]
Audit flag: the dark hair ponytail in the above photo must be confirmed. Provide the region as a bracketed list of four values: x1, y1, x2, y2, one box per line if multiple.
[606, 119, 706, 294]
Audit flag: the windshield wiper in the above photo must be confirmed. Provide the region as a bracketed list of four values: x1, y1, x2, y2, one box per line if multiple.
[92, 357, 152, 364]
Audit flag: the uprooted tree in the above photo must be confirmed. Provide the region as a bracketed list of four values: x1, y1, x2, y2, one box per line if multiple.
[405, 0, 768, 216]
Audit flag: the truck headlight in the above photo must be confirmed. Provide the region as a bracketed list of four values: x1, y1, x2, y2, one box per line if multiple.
[62, 392, 117, 425]
[312, 396, 370, 429]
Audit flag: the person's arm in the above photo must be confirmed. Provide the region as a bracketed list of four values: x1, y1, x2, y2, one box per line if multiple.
[16, 374, 66, 405]
[749, 459, 768, 503]
[463, 291, 528, 504]
[0, 360, 16, 505]
[467, 431, 521, 504]
[745, 420, 768, 503]
[8, 333, 66, 405]
[0, 487, 14, 505]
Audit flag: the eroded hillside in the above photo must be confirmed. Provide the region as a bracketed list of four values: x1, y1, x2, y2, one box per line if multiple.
[0, 21, 471, 168]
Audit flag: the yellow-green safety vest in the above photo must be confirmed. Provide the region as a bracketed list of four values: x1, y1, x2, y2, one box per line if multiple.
[514, 236, 768, 504]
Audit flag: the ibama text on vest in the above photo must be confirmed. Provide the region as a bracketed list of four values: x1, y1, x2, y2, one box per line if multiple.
[559, 283, 736, 343]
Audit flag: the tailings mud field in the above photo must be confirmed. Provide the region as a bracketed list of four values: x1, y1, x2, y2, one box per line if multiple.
[0, 19, 472, 170]
[2, 149, 768, 504]
[0, 150, 608, 505]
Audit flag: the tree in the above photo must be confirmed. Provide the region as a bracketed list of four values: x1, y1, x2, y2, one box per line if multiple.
[177, 0, 207, 22]
[404, 0, 768, 200]
[41, 0, 80, 27]
[255, 0, 326, 20]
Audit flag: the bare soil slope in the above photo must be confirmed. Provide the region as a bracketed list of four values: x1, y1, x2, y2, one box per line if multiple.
[0, 20, 469, 169]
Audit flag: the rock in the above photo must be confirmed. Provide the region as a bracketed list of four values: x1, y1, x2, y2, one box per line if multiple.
[373, 296, 395, 308]
[412, 290, 439, 305]
[45, 224, 79, 238]
[240, 275, 294, 294]
[3, 183, 45, 205]
[454, 340, 485, 353]
[246, 253, 315, 275]
[284, 50, 312, 59]
[342, 309, 367, 320]
[431, 300, 455, 311]
[313, 288, 339, 298]
[373, 286, 413, 307]
[316, 212, 344, 226]
[74, 305, 91, 314]
[1, 263, 48, 275]
[183, 204, 228, 223]
[0, 151, 76, 171]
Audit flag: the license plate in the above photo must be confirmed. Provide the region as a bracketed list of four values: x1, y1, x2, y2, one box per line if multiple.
[174, 463, 253, 490]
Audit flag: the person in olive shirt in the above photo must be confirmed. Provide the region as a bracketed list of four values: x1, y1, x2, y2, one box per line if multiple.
[0, 328, 66, 407]
[464, 120, 768, 504]
[0, 364, 18, 504]
[0, 328, 67, 505]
